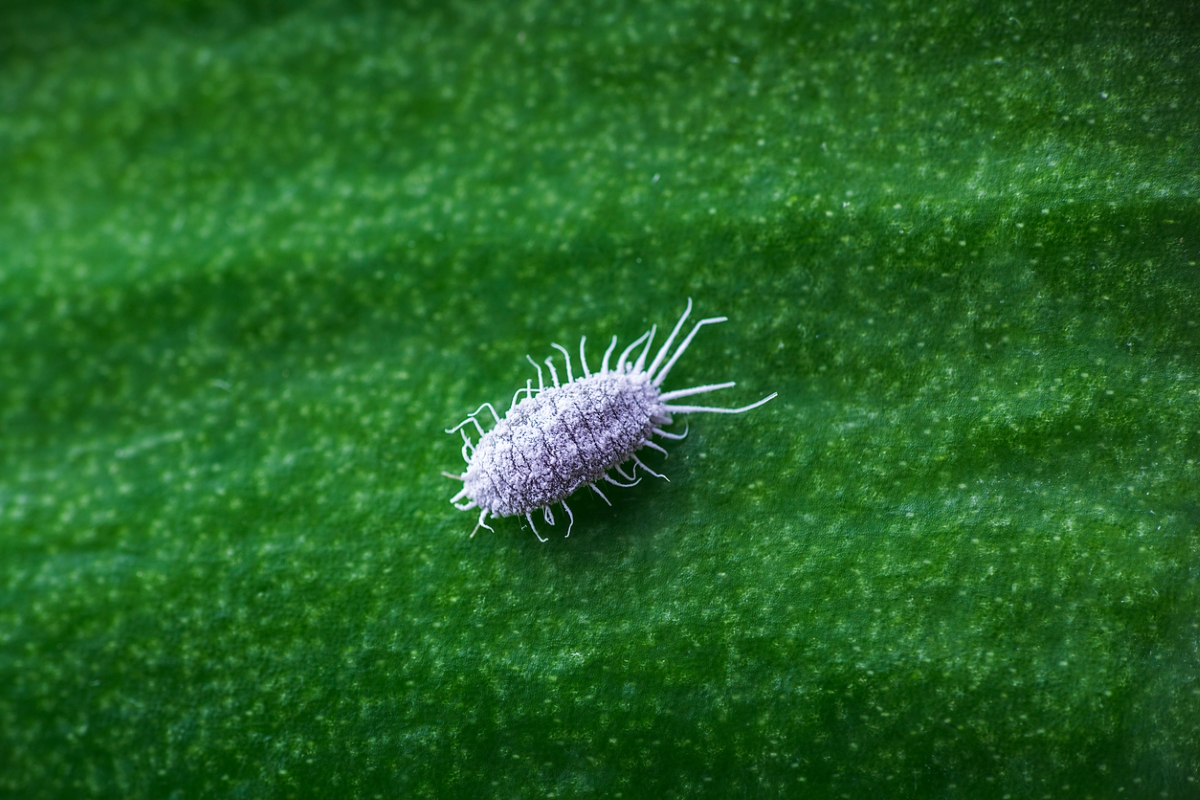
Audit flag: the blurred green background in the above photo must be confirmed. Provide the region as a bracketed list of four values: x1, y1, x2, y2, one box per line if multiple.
[2, 0, 1198, 797]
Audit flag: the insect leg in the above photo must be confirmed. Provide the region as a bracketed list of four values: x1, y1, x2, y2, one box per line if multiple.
[663, 392, 778, 414]
[470, 509, 494, 538]
[600, 335, 618, 374]
[632, 454, 669, 481]
[642, 439, 669, 457]
[646, 298, 692, 380]
[652, 421, 689, 440]
[603, 472, 641, 488]
[589, 483, 612, 506]
[561, 500, 574, 537]
[526, 512, 547, 543]
[542, 505, 555, 526]
[442, 471, 466, 480]
[651, 316, 728, 388]
[454, 500, 477, 510]
[551, 343, 574, 383]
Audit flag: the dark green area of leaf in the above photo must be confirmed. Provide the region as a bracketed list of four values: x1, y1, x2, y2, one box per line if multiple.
[2, 1, 1198, 798]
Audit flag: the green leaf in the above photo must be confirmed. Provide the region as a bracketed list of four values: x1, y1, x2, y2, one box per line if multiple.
[2, 1, 1197, 797]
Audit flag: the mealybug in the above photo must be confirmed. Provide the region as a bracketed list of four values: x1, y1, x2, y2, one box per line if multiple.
[443, 299, 776, 541]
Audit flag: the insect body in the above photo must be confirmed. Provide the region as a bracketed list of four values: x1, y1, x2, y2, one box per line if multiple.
[444, 299, 776, 541]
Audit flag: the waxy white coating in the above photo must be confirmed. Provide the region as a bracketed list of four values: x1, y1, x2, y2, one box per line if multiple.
[464, 372, 663, 518]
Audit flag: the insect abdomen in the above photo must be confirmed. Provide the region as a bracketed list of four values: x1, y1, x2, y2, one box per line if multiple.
[465, 374, 659, 515]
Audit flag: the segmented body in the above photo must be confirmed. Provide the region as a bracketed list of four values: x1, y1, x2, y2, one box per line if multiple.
[445, 299, 776, 541]
[464, 372, 664, 517]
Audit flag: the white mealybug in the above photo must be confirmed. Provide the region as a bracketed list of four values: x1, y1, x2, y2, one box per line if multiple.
[443, 299, 777, 541]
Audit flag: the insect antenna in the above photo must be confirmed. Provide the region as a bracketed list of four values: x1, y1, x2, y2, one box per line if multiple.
[658, 381, 737, 402]
[651, 316, 728, 387]
[662, 392, 778, 414]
